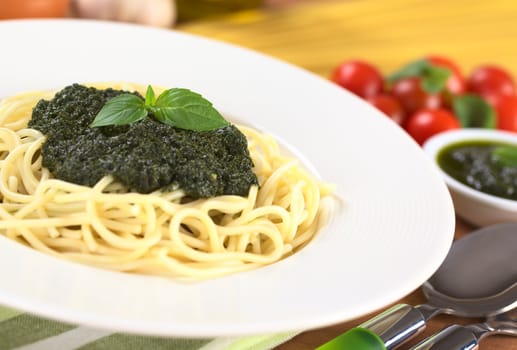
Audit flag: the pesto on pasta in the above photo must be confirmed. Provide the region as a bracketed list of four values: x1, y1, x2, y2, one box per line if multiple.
[0, 83, 333, 280]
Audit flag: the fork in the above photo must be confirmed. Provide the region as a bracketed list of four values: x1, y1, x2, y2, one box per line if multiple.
[410, 307, 517, 350]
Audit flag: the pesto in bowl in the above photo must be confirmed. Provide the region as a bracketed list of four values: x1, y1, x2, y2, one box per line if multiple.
[424, 128, 517, 226]
[437, 140, 517, 201]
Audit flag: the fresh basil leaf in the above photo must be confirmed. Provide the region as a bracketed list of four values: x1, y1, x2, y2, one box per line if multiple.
[90, 86, 228, 131]
[387, 59, 428, 83]
[154, 105, 229, 131]
[387, 59, 451, 94]
[492, 146, 517, 167]
[154, 88, 229, 131]
[145, 85, 156, 107]
[91, 94, 147, 127]
[421, 65, 451, 94]
[155, 88, 212, 108]
[452, 94, 496, 128]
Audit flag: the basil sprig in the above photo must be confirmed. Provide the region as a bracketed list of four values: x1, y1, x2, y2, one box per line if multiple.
[452, 94, 496, 128]
[387, 59, 451, 94]
[388, 58, 497, 131]
[91, 85, 229, 131]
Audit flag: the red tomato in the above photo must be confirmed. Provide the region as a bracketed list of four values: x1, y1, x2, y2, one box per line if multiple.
[331, 60, 384, 98]
[467, 65, 516, 98]
[485, 94, 517, 132]
[391, 77, 443, 115]
[427, 55, 466, 95]
[0, 0, 69, 19]
[366, 94, 405, 124]
[404, 109, 460, 145]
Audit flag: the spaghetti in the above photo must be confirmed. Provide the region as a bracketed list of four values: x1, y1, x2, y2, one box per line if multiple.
[0, 84, 333, 280]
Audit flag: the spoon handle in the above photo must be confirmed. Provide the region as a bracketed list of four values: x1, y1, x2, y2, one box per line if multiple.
[317, 304, 430, 350]
[409, 324, 486, 350]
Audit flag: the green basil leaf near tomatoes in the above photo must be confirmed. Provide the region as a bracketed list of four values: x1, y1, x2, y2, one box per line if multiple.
[452, 94, 496, 128]
[387, 59, 428, 82]
[421, 65, 451, 94]
[387, 59, 451, 94]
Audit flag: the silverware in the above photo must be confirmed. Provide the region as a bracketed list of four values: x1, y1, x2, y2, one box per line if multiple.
[316, 223, 517, 350]
[410, 307, 517, 350]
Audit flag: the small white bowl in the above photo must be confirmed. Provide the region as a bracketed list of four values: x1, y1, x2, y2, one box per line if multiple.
[424, 128, 517, 227]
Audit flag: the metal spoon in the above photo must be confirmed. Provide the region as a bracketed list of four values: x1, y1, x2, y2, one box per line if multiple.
[410, 307, 516, 349]
[316, 223, 517, 350]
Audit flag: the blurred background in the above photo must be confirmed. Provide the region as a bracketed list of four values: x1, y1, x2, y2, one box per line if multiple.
[1, 0, 516, 78]
[0, 0, 300, 28]
[2, 0, 516, 81]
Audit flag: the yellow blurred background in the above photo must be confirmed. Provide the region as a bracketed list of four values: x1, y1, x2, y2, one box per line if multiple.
[178, 0, 517, 79]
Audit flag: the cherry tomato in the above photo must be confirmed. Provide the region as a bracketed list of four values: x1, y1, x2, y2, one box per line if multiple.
[427, 55, 466, 95]
[331, 60, 384, 98]
[366, 94, 405, 124]
[0, 0, 69, 19]
[404, 108, 460, 145]
[391, 77, 443, 115]
[485, 94, 517, 132]
[467, 65, 516, 98]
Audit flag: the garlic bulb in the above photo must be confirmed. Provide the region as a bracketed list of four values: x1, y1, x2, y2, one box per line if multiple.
[72, 0, 177, 27]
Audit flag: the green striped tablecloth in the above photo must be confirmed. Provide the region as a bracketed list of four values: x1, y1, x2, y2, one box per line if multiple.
[0, 306, 298, 350]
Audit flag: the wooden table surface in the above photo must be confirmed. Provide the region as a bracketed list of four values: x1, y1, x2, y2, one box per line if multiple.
[178, 1, 517, 349]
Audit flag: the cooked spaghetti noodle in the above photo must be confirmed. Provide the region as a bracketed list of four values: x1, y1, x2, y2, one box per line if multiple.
[0, 84, 333, 280]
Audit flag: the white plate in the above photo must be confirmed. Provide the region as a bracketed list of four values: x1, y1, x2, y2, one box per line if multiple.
[0, 19, 455, 337]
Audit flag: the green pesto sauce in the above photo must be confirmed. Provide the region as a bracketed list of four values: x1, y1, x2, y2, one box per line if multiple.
[28, 84, 258, 198]
[437, 140, 517, 200]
